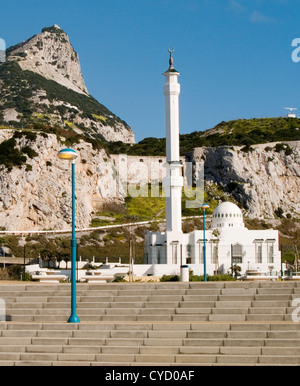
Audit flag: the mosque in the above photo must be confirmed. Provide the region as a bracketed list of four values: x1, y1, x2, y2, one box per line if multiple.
[144, 51, 281, 278]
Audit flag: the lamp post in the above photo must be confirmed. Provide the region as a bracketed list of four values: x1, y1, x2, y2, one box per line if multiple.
[201, 204, 209, 282]
[58, 148, 80, 323]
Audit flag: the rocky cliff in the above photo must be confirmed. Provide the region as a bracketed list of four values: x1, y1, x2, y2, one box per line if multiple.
[191, 141, 300, 219]
[0, 129, 121, 231]
[0, 25, 135, 143]
[7, 25, 88, 95]
[0, 125, 298, 232]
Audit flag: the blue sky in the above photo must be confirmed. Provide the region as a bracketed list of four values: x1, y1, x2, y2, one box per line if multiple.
[1, 0, 300, 142]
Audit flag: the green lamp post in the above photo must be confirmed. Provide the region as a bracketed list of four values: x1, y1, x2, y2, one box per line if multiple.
[58, 148, 80, 323]
[201, 203, 210, 282]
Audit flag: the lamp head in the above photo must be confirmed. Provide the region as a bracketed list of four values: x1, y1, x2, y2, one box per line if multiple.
[201, 203, 210, 211]
[58, 148, 78, 161]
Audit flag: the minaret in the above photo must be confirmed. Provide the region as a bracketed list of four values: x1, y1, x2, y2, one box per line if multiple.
[163, 49, 184, 234]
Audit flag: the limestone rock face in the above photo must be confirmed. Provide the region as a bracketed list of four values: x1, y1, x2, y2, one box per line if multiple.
[191, 141, 300, 219]
[8, 25, 87, 95]
[0, 131, 121, 231]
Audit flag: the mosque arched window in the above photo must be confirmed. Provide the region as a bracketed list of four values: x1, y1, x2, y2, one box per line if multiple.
[171, 241, 179, 264]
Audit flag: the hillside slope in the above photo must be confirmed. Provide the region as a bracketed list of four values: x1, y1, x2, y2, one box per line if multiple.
[107, 117, 300, 155]
[0, 25, 134, 143]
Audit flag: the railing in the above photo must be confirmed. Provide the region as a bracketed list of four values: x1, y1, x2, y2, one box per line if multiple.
[0, 215, 207, 236]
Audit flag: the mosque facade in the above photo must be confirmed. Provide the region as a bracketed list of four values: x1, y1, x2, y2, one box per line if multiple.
[145, 201, 281, 277]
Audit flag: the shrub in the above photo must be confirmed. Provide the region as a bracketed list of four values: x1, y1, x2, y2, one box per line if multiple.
[190, 274, 236, 281]
[160, 274, 180, 282]
[241, 145, 254, 153]
[275, 143, 293, 156]
[275, 207, 284, 218]
[7, 265, 23, 280]
[160, 274, 236, 282]
[0, 138, 27, 171]
[113, 276, 126, 282]
[21, 146, 38, 159]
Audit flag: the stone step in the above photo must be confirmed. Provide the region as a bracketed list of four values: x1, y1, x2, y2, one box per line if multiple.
[218, 347, 262, 355]
[251, 301, 291, 307]
[144, 302, 180, 308]
[172, 315, 209, 322]
[258, 356, 300, 365]
[217, 295, 255, 301]
[2, 333, 300, 349]
[1, 282, 300, 366]
[246, 314, 285, 322]
[248, 308, 287, 314]
[215, 301, 252, 308]
[15, 297, 49, 303]
[221, 288, 257, 295]
[209, 315, 246, 322]
[178, 300, 216, 307]
[211, 308, 248, 315]
[5, 310, 295, 323]
[257, 288, 294, 294]
[215, 355, 258, 364]
[254, 295, 292, 301]
[185, 289, 221, 295]
[175, 308, 212, 314]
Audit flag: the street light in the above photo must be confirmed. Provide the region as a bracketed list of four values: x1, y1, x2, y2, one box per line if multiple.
[58, 148, 80, 323]
[201, 203, 209, 282]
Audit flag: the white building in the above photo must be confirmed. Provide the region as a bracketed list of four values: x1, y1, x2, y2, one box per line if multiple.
[144, 51, 281, 278]
[145, 201, 281, 277]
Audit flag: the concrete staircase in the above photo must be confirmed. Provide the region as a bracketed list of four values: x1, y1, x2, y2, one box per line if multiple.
[0, 281, 300, 366]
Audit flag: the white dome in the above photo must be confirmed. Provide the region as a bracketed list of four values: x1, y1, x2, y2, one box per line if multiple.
[211, 202, 244, 229]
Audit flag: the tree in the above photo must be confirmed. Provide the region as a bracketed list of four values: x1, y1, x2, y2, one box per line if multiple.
[211, 229, 221, 274]
[55, 237, 70, 268]
[230, 264, 242, 279]
[281, 220, 300, 271]
[40, 242, 57, 268]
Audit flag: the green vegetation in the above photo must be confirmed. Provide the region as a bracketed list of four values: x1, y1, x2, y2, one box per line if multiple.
[276, 219, 300, 266]
[90, 183, 234, 231]
[106, 117, 300, 156]
[160, 273, 236, 282]
[0, 137, 27, 171]
[125, 185, 166, 222]
[21, 146, 38, 159]
[160, 274, 180, 282]
[0, 265, 31, 281]
[0, 131, 40, 171]
[41, 26, 65, 36]
[107, 137, 166, 156]
[274, 143, 293, 156]
[0, 61, 131, 140]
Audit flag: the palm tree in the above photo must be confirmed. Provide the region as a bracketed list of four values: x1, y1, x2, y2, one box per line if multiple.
[230, 264, 242, 279]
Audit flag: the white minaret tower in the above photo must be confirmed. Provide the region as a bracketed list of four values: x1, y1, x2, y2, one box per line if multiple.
[163, 49, 184, 235]
[144, 49, 185, 267]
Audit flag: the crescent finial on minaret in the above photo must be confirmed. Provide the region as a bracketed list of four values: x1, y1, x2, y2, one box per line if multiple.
[168, 47, 175, 69]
